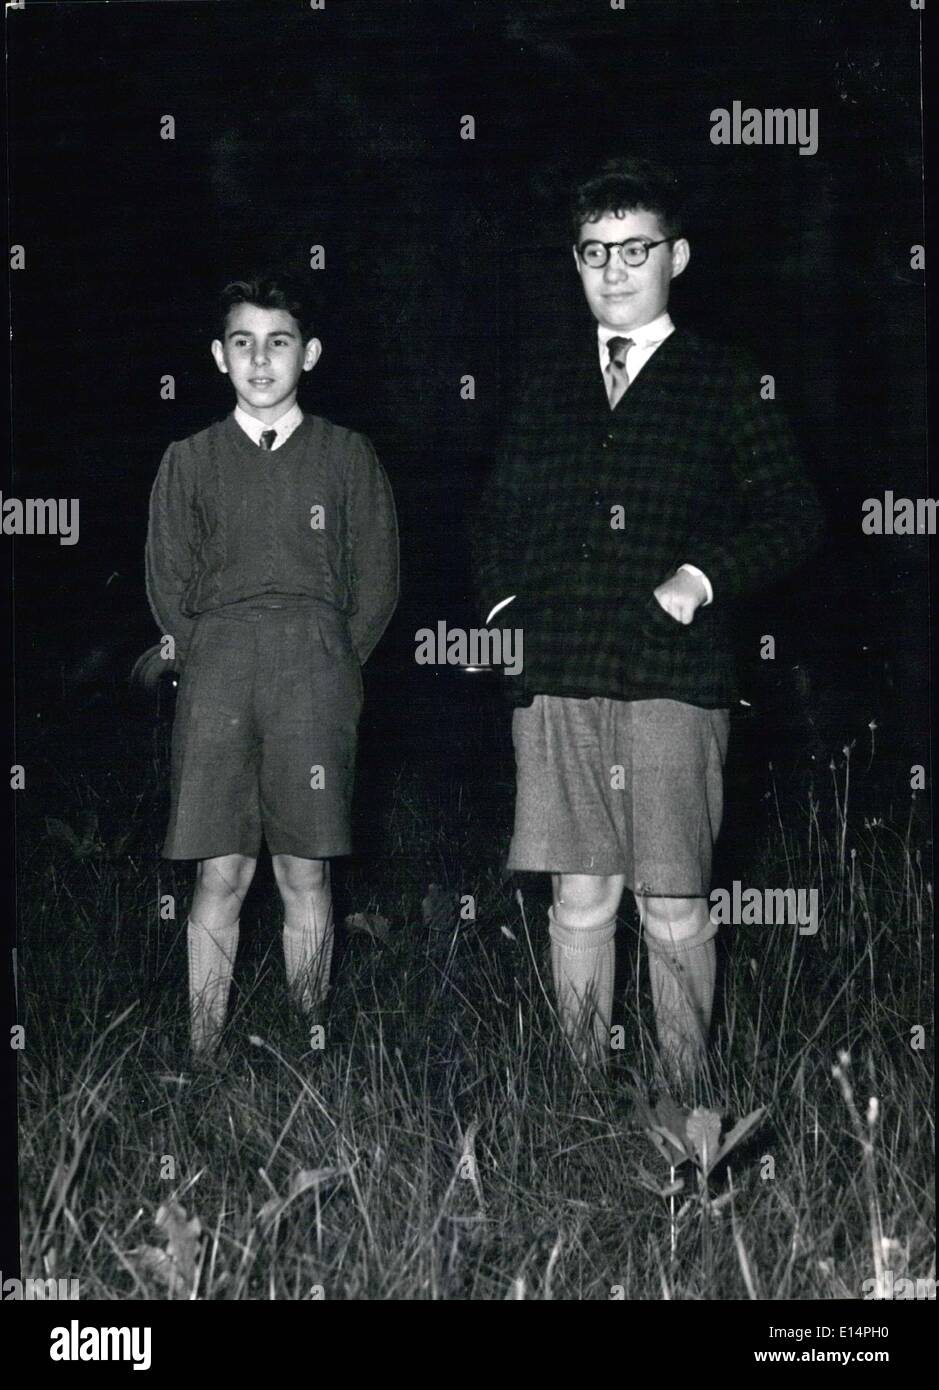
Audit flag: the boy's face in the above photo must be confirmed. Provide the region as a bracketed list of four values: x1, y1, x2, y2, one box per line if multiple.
[211, 304, 321, 423]
[573, 206, 690, 333]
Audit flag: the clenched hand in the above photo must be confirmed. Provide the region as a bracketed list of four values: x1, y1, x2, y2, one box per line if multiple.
[652, 570, 709, 625]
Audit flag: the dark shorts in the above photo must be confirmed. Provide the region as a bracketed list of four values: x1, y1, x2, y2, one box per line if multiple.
[163, 598, 363, 861]
[509, 695, 730, 894]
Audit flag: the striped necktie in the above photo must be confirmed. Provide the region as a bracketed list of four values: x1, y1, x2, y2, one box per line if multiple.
[605, 335, 634, 409]
[259, 429, 277, 450]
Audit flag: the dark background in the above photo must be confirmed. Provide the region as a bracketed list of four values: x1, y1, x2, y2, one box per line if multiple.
[6, 0, 928, 784]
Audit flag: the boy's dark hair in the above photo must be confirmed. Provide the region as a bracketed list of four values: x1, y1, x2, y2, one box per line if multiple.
[216, 272, 317, 342]
[571, 157, 684, 241]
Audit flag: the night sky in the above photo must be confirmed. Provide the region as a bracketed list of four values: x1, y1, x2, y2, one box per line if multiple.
[5, 0, 928, 769]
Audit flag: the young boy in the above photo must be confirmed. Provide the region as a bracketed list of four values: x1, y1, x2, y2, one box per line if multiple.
[474, 158, 824, 1083]
[146, 274, 398, 1061]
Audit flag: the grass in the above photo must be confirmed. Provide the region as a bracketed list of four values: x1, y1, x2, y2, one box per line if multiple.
[15, 687, 935, 1300]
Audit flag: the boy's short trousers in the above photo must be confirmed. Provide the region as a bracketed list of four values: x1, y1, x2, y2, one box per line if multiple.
[508, 695, 730, 894]
[163, 597, 363, 861]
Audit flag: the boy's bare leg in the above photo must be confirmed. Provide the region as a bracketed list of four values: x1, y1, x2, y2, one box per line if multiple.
[549, 873, 624, 1066]
[638, 894, 717, 1084]
[273, 856, 333, 1021]
[188, 853, 257, 1057]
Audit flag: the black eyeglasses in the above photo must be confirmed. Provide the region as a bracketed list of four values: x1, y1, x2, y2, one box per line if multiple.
[577, 237, 675, 268]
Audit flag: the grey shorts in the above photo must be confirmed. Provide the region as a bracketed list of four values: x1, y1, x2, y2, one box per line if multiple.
[509, 695, 730, 894]
[163, 598, 363, 861]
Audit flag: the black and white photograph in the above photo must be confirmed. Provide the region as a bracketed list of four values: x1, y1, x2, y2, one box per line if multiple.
[1, 0, 933, 1335]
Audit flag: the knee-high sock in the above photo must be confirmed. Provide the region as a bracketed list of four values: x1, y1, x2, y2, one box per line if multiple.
[645, 916, 717, 1079]
[187, 915, 239, 1054]
[283, 895, 334, 1014]
[548, 907, 616, 1064]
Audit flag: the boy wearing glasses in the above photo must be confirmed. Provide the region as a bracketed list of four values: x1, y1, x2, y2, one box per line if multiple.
[474, 158, 823, 1083]
[146, 273, 398, 1063]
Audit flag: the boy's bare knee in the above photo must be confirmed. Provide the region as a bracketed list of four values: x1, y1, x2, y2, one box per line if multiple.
[195, 853, 256, 904]
[639, 894, 710, 944]
[272, 854, 328, 897]
[553, 873, 624, 928]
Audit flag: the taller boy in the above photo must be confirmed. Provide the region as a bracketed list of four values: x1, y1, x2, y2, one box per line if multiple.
[147, 275, 398, 1059]
[474, 159, 823, 1081]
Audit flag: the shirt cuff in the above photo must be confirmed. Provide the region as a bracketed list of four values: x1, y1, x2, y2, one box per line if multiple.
[485, 594, 517, 625]
[678, 564, 713, 606]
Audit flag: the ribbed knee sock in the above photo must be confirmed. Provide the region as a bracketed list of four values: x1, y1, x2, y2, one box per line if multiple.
[283, 897, 334, 1015]
[548, 907, 616, 1065]
[645, 916, 717, 1080]
[187, 915, 239, 1055]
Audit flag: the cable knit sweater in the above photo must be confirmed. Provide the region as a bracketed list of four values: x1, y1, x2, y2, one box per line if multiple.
[146, 412, 399, 666]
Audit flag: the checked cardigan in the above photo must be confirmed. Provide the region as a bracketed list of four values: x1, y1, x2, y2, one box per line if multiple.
[472, 324, 825, 709]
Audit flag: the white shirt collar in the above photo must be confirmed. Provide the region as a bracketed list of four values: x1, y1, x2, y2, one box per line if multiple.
[234, 402, 304, 448]
[597, 310, 674, 357]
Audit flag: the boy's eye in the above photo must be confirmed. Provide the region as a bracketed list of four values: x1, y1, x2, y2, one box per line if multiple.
[229, 336, 291, 348]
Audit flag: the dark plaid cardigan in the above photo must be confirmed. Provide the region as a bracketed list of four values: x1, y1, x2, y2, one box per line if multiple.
[472, 325, 825, 709]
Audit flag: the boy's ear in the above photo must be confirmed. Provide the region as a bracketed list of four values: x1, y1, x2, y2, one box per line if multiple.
[210, 339, 229, 374]
[303, 337, 323, 371]
[670, 238, 691, 280]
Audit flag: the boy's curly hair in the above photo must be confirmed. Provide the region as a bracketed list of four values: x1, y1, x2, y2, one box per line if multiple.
[571, 157, 684, 241]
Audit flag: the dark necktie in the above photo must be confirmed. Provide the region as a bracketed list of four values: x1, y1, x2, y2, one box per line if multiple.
[259, 429, 277, 450]
[605, 335, 634, 409]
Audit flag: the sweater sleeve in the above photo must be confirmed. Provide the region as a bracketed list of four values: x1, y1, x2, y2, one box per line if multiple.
[345, 435, 399, 663]
[145, 441, 198, 665]
[685, 353, 826, 602]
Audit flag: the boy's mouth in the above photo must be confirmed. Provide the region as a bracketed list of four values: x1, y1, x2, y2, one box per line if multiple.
[249, 377, 275, 387]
